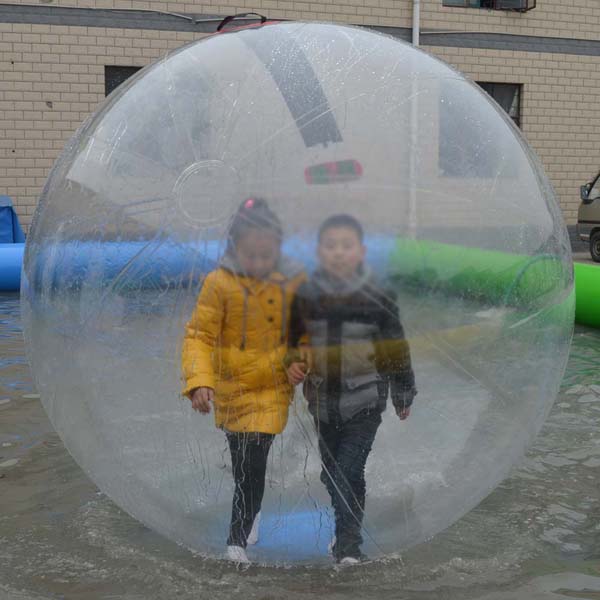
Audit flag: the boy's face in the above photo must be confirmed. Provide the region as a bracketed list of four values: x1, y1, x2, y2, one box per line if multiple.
[318, 226, 365, 280]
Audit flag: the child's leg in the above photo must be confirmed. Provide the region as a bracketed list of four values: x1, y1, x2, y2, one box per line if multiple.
[314, 418, 343, 498]
[226, 432, 275, 548]
[314, 418, 345, 554]
[317, 410, 382, 559]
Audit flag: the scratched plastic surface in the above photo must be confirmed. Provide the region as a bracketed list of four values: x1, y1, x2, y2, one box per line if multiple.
[21, 22, 573, 564]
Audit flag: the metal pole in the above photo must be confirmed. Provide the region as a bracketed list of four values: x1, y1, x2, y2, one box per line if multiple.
[412, 0, 420, 47]
[408, 0, 420, 239]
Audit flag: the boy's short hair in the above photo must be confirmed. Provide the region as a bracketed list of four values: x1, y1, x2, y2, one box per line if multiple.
[318, 214, 364, 243]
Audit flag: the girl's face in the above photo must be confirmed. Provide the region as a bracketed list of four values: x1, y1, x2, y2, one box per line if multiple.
[234, 228, 281, 279]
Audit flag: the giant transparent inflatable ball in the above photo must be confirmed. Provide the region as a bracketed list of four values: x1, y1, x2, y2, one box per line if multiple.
[22, 22, 573, 565]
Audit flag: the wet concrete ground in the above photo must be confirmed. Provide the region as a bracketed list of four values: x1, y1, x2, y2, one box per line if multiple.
[2, 292, 600, 599]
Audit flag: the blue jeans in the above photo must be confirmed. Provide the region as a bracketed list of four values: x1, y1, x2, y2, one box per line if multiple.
[315, 409, 382, 560]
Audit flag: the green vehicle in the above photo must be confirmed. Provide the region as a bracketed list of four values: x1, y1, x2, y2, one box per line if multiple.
[578, 170, 600, 262]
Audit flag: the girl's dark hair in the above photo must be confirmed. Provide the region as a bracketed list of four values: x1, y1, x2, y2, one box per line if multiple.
[318, 213, 364, 242]
[226, 197, 283, 252]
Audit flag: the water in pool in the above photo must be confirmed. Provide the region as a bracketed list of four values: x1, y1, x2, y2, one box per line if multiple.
[2, 292, 600, 599]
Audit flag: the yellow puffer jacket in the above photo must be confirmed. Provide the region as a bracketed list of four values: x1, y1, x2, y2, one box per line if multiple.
[182, 255, 305, 434]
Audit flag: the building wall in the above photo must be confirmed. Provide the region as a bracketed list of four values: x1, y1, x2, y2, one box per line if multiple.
[421, 0, 600, 40]
[0, 21, 204, 226]
[1, 1, 599, 227]
[2, 0, 599, 37]
[429, 46, 600, 224]
[2, 1, 413, 28]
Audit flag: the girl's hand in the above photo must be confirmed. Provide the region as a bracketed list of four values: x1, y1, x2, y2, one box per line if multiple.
[191, 387, 214, 413]
[287, 362, 307, 386]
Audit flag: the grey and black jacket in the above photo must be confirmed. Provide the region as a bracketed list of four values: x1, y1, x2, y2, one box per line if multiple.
[287, 266, 416, 424]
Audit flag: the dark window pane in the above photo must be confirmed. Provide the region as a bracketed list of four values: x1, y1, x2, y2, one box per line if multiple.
[443, 0, 534, 9]
[443, 0, 494, 6]
[477, 82, 521, 127]
[104, 66, 142, 97]
[438, 82, 521, 178]
[439, 85, 502, 178]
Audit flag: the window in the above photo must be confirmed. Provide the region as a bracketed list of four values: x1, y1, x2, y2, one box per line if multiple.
[104, 66, 143, 96]
[443, 0, 494, 7]
[477, 82, 521, 128]
[438, 82, 522, 178]
[443, 0, 536, 10]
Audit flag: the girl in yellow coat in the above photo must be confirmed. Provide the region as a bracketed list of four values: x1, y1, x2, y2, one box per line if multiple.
[182, 198, 304, 563]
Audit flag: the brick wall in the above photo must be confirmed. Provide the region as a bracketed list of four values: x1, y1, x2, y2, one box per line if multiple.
[0, 1, 412, 27]
[1, 1, 599, 226]
[421, 0, 600, 40]
[2, 0, 599, 37]
[0, 21, 205, 226]
[430, 45, 600, 224]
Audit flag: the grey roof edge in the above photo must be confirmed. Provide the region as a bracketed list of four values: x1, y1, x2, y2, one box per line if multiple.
[0, 4, 231, 33]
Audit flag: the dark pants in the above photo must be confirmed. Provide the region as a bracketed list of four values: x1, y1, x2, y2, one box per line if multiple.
[226, 431, 274, 548]
[315, 409, 382, 560]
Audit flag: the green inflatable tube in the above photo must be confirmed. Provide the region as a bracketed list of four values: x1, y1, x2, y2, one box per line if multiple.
[389, 238, 571, 308]
[573, 262, 600, 328]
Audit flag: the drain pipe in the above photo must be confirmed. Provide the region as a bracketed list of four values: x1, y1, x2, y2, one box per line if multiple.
[412, 0, 420, 46]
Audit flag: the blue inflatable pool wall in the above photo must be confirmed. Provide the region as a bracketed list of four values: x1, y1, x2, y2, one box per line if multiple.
[0, 196, 25, 292]
[22, 235, 396, 296]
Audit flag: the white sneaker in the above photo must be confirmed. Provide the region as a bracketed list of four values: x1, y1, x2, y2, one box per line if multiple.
[339, 556, 360, 566]
[226, 545, 250, 564]
[247, 511, 261, 545]
[327, 536, 336, 555]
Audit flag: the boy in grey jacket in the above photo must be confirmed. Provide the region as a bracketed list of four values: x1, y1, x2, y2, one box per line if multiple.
[286, 214, 416, 564]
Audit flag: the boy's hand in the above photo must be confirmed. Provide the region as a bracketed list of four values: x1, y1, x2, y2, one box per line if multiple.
[191, 387, 214, 413]
[287, 362, 307, 386]
[396, 406, 411, 420]
[392, 387, 416, 421]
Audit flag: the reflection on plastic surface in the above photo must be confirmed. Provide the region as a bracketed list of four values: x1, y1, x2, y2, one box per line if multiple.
[22, 22, 573, 565]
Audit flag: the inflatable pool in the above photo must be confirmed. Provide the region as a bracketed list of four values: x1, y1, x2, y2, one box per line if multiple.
[0, 196, 25, 292]
[0, 243, 24, 292]
[574, 262, 600, 328]
[11, 233, 592, 327]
